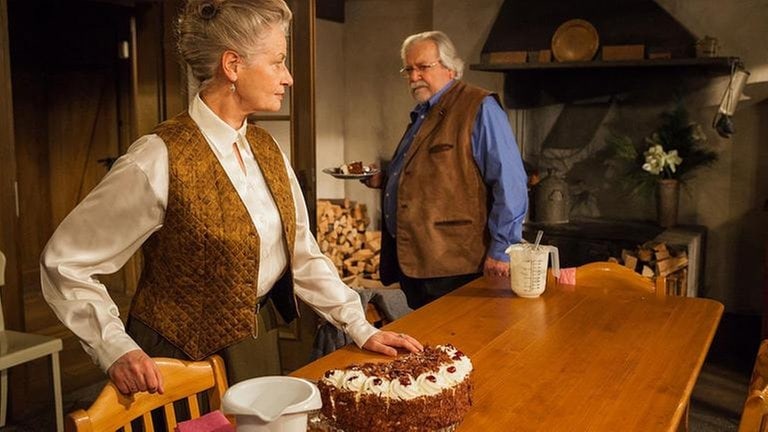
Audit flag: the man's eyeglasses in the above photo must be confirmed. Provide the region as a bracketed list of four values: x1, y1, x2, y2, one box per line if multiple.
[399, 61, 440, 78]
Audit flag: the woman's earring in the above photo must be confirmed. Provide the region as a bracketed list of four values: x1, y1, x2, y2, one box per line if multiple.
[230, 82, 236, 93]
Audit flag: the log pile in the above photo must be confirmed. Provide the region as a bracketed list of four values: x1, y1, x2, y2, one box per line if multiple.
[317, 199, 382, 279]
[610, 241, 689, 295]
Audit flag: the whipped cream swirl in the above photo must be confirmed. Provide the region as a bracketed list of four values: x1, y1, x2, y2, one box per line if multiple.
[320, 344, 473, 401]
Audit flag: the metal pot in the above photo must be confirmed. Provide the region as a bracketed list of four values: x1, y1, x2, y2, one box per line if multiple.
[534, 171, 569, 224]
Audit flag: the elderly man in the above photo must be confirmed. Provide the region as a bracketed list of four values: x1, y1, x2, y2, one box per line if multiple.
[364, 31, 528, 309]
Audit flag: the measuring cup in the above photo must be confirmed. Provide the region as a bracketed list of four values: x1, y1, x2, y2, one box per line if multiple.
[505, 243, 560, 298]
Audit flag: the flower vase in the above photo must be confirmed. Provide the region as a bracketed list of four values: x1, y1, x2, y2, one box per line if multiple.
[656, 179, 680, 228]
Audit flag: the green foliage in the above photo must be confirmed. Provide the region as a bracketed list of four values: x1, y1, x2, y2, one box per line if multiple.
[606, 133, 637, 161]
[606, 131, 657, 197]
[647, 102, 718, 181]
[606, 101, 719, 197]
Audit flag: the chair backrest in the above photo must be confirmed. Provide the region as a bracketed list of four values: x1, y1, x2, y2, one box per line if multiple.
[66, 355, 228, 432]
[574, 261, 661, 296]
[739, 339, 768, 432]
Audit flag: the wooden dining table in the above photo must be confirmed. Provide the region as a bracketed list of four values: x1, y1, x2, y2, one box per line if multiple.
[291, 275, 723, 432]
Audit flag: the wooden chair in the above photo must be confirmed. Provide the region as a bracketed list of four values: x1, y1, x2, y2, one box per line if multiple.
[739, 339, 768, 432]
[0, 250, 64, 431]
[573, 261, 665, 297]
[570, 261, 689, 429]
[66, 355, 229, 432]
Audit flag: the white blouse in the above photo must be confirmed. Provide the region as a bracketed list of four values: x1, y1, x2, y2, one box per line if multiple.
[40, 95, 377, 372]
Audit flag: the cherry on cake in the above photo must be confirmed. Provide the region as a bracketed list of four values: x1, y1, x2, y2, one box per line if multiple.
[317, 344, 473, 431]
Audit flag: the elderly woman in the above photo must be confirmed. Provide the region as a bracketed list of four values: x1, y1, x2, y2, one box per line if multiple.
[41, 0, 421, 397]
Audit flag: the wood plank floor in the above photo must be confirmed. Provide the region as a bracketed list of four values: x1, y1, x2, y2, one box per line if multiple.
[688, 312, 760, 431]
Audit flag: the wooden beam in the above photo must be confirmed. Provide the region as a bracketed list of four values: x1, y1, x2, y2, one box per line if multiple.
[288, 0, 317, 234]
[317, 0, 344, 23]
[162, 0, 187, 118]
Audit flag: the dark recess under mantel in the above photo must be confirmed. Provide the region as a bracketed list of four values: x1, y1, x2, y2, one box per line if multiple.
[471, 56, 738, 72]
[471, 56, 739, 108]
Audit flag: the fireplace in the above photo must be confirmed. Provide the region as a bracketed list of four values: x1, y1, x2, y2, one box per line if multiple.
[473, 0, 733, 231]
[524, 218, 705, 296]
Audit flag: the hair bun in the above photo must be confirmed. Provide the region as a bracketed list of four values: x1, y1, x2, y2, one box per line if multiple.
[198, 1, 219, 20]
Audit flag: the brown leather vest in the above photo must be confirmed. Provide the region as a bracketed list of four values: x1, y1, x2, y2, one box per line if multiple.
[381, 81, 493, 282]
[130, 112, 296, 360]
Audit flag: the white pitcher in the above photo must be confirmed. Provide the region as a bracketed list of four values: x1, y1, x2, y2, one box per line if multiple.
[505, 243, 560, 298]
[222, 376, 321, 432]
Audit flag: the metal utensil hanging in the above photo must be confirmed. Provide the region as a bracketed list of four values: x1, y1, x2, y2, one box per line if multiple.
[713, 60, 750, 138]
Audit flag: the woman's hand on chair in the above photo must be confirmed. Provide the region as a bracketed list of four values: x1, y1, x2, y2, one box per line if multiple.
[108, 349, 165, 396]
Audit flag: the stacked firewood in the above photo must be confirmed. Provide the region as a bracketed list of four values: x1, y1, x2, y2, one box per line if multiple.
[610, 241, 689, 295]
[317, 199, 382, 279]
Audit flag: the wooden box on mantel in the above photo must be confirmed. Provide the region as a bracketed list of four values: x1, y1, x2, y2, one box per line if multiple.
[602, 44, 645, 60]
[481, 50, 528, 64]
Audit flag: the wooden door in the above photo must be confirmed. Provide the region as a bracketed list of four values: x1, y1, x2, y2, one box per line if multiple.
[12, 0, 132, 297]
[9, 0, 136, 412]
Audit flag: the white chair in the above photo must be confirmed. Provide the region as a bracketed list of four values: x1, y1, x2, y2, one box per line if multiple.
[0, 250, 64, 431]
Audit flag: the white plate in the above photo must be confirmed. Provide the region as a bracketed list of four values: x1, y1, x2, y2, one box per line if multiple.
[322, 167, 380, 180]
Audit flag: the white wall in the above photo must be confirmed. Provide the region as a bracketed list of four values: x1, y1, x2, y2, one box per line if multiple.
[328, 0, 508, 226]
[339, 0, 431, 224]
[315, 19, 346, 200]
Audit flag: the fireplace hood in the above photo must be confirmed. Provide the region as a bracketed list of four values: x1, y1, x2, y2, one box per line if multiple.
[481, 0, 700, 60]
[475, 0, 736, 107]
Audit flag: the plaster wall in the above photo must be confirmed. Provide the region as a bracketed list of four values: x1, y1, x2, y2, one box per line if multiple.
[316, 19, 346, 200]
[324, 0, 505, 224]
[339, 0, 431, 220]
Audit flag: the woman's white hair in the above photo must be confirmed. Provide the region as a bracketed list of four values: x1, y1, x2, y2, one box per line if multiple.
[400, 31, 465, 79]
[178, 0, 292, 91]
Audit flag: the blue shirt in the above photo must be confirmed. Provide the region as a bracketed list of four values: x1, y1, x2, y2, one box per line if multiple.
[383, 80, 528, 262]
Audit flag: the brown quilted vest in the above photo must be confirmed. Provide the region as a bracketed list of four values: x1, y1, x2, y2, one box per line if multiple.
[381, 81, 493, 282]
[130, 112, 296, 360]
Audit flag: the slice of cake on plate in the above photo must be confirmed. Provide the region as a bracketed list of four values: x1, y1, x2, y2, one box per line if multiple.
[339, 161, 364, 175]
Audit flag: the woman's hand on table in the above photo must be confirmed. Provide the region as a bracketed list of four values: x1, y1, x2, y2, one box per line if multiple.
[108, 349, 165, 396]
[363, 331, 423, 356]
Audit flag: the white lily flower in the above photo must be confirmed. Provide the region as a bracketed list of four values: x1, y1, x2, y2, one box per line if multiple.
[642, 145, 683, 176]
[665, 150, 683, 173]
[642, 145, 665, 175]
